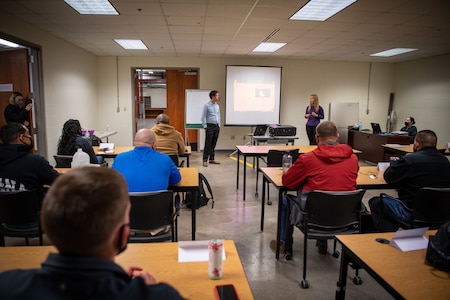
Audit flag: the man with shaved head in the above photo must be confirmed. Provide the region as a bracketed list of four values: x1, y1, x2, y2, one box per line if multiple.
[112, 129, 181, 192]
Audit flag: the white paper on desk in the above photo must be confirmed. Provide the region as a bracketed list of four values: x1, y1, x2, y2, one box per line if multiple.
[389, 227, 429, 252]
[99, 143, 114, 152]
[178, 240, 226, 262]
[384, 143, 403, 147]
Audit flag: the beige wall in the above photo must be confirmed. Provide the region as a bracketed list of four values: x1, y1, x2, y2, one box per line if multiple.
[2, 10, 449, 159]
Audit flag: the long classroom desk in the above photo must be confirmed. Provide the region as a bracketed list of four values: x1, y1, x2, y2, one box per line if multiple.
[93, 145, 192, 166]
[236, 145, 362, 201]
[382, 144, 449, 159]
[0, 240, 254, 300]
[56, 167, 200, 240]
[259, 166, 390, 259]
[335, 231, 449, 300]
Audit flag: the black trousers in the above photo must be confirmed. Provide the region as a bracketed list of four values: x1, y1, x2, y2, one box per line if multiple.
[306, 125, 317, 145]
[203, 123, 220, 162]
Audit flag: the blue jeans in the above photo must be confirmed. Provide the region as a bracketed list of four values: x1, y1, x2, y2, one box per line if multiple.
[369, 196, 412, 232]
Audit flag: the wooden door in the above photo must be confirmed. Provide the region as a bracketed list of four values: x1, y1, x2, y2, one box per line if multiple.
[0, 49, 31, 129]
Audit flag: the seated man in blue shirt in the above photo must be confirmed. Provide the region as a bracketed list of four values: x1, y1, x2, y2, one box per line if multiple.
[112, 128, 181, 192]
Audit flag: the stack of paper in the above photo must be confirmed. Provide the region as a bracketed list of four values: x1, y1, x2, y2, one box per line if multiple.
[389, 227, 429, 252]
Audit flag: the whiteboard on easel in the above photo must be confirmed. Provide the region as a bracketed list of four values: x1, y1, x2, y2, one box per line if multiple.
[185, 89, 211, 129]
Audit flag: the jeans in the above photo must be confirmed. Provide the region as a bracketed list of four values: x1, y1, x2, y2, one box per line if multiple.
[369, 196, 412, 232]
[203, 124, 220, 162]
[280, 193, 295, 245]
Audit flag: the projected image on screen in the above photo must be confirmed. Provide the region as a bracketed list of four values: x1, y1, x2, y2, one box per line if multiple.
[225, 65, 281, 126]
[233, 81, 275, 112]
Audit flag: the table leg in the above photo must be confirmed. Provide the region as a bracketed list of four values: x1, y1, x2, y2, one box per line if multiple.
[255, 157, 259, 196]
[335, 246, 350, 300]
[276, 188, 283, 259]
[236, 149, 240, 190]
[261, 175, 266, 231]
[186, 155, 190, 167]
[243, 155, 247, 201]
[191, 189, 198, 240]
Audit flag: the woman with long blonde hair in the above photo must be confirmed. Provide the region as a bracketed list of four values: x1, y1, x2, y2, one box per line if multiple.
[304, 94, 324, 145]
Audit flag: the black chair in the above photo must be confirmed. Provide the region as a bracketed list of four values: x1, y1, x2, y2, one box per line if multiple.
[266, 149, 299, 205]
[53, 155, 73, 168]
[380, 187, 450, 230]
[169, 154, 185, 168]
[0, 190, 43, 246]
[290, 189, 366, 289]
[128, 190, 178, 243]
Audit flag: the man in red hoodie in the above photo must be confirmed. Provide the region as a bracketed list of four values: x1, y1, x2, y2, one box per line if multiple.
[270, 121, 359, 257]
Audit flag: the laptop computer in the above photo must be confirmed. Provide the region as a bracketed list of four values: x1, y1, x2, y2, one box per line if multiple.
[253, 125, 268, 136]
[371, 123, 383, 134]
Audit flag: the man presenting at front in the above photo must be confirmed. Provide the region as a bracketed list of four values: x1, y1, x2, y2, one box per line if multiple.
[271, 121, 359, 257]
[201, 90, 220, 167]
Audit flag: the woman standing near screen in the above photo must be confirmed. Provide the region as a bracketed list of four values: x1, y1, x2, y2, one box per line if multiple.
[304, 94, 324, 145]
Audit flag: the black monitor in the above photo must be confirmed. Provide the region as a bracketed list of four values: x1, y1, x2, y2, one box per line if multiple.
[253, 125, 268, 136]
[371, 122, 382, 134]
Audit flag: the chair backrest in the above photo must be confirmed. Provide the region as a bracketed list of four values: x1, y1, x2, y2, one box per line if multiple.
[168, 154, 180, 167]
[304, 189, 366, 232]
[54, 155, 73, 168]
[267, 149, 299, 167]
[0, 190, 41, 226]
[413, 187, 450, 228]
[129, 190, 174, 231]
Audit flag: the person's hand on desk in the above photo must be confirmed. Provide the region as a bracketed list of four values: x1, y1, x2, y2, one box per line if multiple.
[126, 266, 157, 285]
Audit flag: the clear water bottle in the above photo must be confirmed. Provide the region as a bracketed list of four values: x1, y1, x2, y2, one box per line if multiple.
[282, 151, 292, 173]
[71, 148, 90, 168]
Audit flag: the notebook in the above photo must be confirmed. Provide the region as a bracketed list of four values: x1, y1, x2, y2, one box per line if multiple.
[253, 125, 268, 136]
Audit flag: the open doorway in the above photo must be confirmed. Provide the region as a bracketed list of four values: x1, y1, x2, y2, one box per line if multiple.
[132, 68, 199, 150]
[0, 33, 46, 155]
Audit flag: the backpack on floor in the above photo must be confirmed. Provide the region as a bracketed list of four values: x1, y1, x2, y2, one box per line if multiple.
[185, 173, 214, 209]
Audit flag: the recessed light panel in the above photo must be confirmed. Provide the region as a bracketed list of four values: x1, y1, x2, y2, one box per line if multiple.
[64, 0, 119, 15]
[290, 0, 357, 21]
[253, 42, 287, 52]
[114, 39, 148, 50]
[370, 48, 418, 57]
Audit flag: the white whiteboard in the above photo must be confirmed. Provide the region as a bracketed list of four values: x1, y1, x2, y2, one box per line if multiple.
[185, 89, 211, 128]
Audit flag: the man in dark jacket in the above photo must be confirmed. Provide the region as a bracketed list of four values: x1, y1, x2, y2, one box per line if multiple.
[369, 130, 450, 232]
[0, 122, 58, 195]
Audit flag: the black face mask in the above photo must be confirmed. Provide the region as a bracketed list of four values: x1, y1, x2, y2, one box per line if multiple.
[117, 224, 129, 255]
[404, 122, 409, 126]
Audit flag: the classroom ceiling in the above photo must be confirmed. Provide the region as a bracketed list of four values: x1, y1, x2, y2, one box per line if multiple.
[1, 0, 450, 63]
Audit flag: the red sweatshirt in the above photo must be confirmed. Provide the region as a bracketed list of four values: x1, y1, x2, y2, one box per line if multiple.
[282, 143, 358, 192]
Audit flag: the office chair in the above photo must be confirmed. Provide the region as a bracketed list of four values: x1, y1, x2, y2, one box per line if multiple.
[380, 187, 450, 230]
[0, 190, 44, 246]
[265, 149, 299, 205]
[169, 154, 185, 168]
[289, 189, 366, 289]
[128, 190, 178, 243]
[53, 155, 73, 168]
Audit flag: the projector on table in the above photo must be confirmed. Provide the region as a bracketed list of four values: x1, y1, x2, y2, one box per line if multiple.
[268, 125, 297, 137]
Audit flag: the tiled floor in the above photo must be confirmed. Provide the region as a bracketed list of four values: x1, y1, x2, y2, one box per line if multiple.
[5, 150, 396, 299]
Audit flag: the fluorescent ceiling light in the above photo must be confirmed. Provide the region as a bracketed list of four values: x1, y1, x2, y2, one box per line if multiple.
[253, 42, 287, 52]
[64, 0, 119, 15]
[114, 39, 148, 50]
[290, 0, 357, 21]
[370, 48, 418, 57]
[0, 38, 20, 48]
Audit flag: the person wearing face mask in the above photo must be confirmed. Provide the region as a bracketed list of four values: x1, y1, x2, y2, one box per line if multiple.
[400, 116, 417, 143]
[0, 122, 58, 197]
[0, 167, 185, 300]
[4, 91, 33, 128]
[112, 128, 181, 192]
[368, 130, 450, 232]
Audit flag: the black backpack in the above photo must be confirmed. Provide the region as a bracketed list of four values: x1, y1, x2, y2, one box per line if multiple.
[185, 173, 214, 209]
[426, 221, 450, 271]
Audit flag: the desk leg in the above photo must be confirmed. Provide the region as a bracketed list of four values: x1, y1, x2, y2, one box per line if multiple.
[261, 175, 266, 231]
[255, 157, 259, 196]
[186, 156, 190, 167]
[243, 155, 247, 201]
[335, 246, 350, 300]
[276, 188, 283, 260]
[236, 150, 240, 190]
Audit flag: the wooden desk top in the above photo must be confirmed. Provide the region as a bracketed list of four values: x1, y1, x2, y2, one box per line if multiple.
[259, 166, 387, 189]
[0, 240, 254, 300]
[55, 168, 199, 188]
[336, 231, 449, 300]
[93, 146, 192, 156]
[383, 144, 448, 155]
[237, 145, 362, 155]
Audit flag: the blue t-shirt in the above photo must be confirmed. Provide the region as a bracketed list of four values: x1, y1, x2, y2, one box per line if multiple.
[112, 146, 181, 192]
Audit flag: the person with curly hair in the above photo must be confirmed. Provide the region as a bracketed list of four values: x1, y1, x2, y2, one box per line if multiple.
[57, 119, 101, 164]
